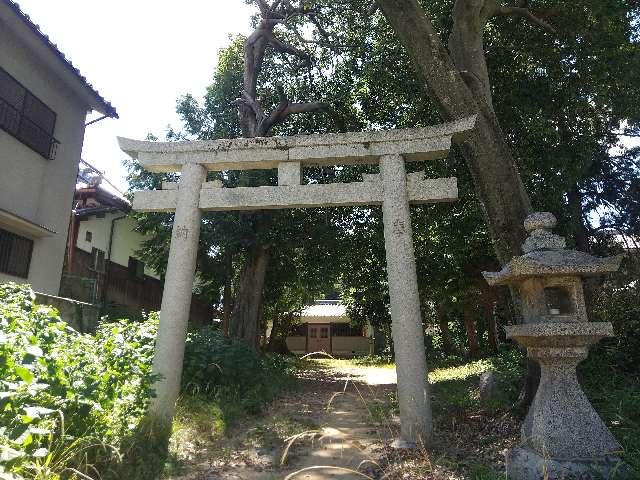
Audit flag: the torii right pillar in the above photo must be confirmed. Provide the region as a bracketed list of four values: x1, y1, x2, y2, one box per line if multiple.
[381, 154, 432, 447]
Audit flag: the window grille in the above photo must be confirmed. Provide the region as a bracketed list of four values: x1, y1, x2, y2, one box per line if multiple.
[0, 67, 59, 160]
[0, 228, 33, 278]
[331, 323, 363, 337]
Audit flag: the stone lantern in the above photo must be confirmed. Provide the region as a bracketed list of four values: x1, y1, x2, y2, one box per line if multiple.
[483, 212, 624, 480]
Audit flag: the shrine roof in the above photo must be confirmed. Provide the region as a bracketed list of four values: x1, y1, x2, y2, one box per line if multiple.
[301, 302, 347, 319]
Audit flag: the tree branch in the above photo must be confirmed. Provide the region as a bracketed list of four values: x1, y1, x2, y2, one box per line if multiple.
[258, 84, 328, 136]
[284, 101, 329, 116]
[263, 30, 311, 64]
[232, 93, 266, 123]
[255, 0, 271, 17]
[497, 6, 555, 32]
[239, 0, 329, 137]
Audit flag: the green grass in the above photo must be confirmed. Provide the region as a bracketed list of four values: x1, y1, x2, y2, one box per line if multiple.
[313, 357, 395, 369]
[580, 350, 640, 474]
[342, 348, 638, 479]
[429, 348, 524, 413]
[165, 395, 238, 477]
[350, 354, 396, 368]
[173, 395, 228, 442]
[469, 464, 507, 480]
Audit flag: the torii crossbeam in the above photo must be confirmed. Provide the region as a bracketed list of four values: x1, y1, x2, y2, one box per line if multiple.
[119, 115, 477, 447]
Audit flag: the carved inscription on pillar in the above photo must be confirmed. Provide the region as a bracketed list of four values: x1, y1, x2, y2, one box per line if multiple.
[392, 219, 408, 236]
[174, 226, 190, 240]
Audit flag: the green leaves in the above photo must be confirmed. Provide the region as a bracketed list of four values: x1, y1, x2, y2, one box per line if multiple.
[23, 346, 42, 358]
[13, 368, 33, 385]
[21, 407, 54, 423]
[0, 446, 24, 463]
[0, 284, 158, 478]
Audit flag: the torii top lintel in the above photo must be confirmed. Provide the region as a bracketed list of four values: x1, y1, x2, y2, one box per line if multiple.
[118, 116, 476, 173]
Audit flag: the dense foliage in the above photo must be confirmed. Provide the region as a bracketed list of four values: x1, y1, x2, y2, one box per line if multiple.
[0, 283, 157, 479]
[594, 282, 640, 371]
[127, 0, 640, 357]
[182, 326, 297, 413]
[0, 285, 297, 479]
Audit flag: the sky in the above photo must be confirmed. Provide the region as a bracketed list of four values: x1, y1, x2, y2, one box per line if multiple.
[16, 0, 255, 192]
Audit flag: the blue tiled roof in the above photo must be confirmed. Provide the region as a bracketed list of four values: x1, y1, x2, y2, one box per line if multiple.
[3, 0, 118, 118]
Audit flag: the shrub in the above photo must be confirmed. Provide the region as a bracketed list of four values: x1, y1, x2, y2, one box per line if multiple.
[0, 284, 157, 479]
[593, 283, 640, 371]
[0, 284, 298, 479]
[182, 326, 297, 415]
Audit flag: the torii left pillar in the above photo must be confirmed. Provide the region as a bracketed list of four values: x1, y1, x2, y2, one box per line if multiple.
[149, 162, 206, 425]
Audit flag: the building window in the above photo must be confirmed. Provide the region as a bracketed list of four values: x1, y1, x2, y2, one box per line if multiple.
[91, 248, 105, 273]
[128, 257, 145, 280]
[0, 228, 33, 278]
[0, 66, 59, 160]
[331, 324, 363, 337]
[85, 231, 92, 242]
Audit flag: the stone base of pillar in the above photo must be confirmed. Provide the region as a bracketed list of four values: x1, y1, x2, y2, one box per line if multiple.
[506, 447, 626, 480]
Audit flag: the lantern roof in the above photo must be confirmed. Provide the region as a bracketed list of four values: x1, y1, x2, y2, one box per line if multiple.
[483, 212, 623, 286]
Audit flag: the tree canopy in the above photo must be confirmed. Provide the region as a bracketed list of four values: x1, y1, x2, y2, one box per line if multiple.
[127, 0, 640, 355]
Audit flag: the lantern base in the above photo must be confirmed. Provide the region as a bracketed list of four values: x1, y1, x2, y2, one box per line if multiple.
[506, 446, 627, 480]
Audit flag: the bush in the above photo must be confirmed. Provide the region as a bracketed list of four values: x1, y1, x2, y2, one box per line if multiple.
[579, 352, 640, 475]
[0, 284, 297, 479]
[182, 326, 297, 415]
[0, 284, 157, 479]
[593, 283, 640, 371]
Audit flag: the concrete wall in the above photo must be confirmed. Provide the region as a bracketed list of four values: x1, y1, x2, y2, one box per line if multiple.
[34, 292, 100, 333]
[286, 336, 306, 354]
[0, 17, 88, 295]
[75, 214, 160, 279]
[332, 336, 371, 356]
[0, 272, 26, 285]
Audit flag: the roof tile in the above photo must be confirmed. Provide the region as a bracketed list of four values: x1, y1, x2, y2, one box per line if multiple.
[4, 0, 118, 118]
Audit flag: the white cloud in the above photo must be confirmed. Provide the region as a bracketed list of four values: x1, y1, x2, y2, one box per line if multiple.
[17, 0, 253, 190]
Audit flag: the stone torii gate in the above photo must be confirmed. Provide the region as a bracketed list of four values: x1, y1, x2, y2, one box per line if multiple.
[119, 115, 476, 447]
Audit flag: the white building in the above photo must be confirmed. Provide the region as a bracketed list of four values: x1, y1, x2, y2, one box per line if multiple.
[63, 182, 163, 311]
[0, 0, 117, 294]
[286, 300, 373, 357]
[63, 179, 212, 324]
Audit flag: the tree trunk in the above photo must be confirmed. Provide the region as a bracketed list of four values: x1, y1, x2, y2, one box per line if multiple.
[221, 250, 233, 336]
[228, 1, 327, 349]
[567, 184, 590, 253]
[437, 303, 453, 355]
[567, 184, 599, 316]
[267, 312, 294, 354]
[229, 245, 270, 351]
[485, 299, 499, 354]
[376, 0, 532, 266]
[376, 0, 552, 408]
[463, 299, 480, 358]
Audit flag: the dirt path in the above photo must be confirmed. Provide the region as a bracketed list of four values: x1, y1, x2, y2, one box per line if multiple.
[172, 362, 398, 480]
